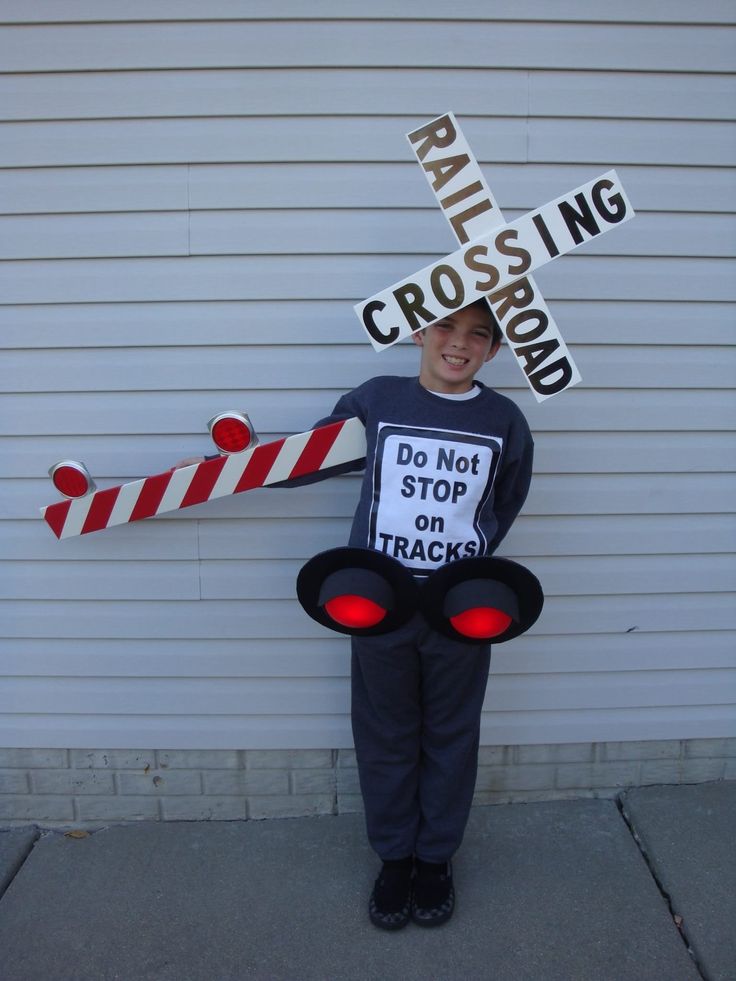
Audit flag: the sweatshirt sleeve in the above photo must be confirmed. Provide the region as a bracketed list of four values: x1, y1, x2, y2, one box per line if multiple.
[487, 412, 534, 553]
[270, 387, 368, 488]
[311, 387, 367, 430]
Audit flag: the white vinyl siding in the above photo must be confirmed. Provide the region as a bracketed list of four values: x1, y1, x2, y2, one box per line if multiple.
[1, 3, 734, 749]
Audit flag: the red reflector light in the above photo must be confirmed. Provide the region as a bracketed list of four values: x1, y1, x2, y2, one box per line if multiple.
[324, 594, 387, 629]
[450, 606, 513, 640]
[49, 461, 94, 499]
[208, 412, 256, 454]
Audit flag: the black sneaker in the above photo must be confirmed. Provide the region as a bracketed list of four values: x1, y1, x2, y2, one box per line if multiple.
[368, 857, 413, 930]
[411, 858, 455, 927]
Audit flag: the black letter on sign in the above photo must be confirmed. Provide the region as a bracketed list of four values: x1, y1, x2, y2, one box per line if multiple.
[450, 199, 493, 244]
[440, 180, 484, 210]
[488, 278, 534, 320]
[464, 244, 500, 293]
[495, 228, 532, 276]
[423, 154, 470, 194]
[531, 213, 560, 257]
[592, 179, 628, 224]
[515, 338, 560, 377]
[394, 283, 436, 332]
[558, 192, 601, 245]
[362, 301, 399, 345]
[407, 114, 457, 161]
[529, 356, 573, 396]
[506, 309, 549, 343]
[430, 265, 465, 309]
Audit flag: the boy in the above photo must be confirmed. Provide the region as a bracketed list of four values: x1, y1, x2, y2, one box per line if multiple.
[178, 298, 533, 930]
[306, 298, 533, 929]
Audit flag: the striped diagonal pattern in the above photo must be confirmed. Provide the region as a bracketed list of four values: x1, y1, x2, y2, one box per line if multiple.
[41, 417, 366, 540]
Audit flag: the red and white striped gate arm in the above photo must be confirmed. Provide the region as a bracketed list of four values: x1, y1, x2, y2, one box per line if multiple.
[41, 417, 366, 540]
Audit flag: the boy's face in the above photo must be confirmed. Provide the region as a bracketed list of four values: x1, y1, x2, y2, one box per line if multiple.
[412, 305, 501, 394]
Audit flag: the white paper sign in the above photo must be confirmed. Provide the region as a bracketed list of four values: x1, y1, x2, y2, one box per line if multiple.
[405, 111, 582, 401]
[368, 423, 502, 575]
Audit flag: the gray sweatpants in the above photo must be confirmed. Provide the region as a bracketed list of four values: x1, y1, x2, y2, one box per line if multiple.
[351, 613, 492, 863]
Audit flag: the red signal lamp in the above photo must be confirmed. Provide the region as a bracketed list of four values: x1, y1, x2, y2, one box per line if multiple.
[449, 606, 513, 640]
[207, 411, 258, 455]
[420, 557, 544, 645]
[443, 579, 518, 640]
[297, 548, 418, 637]
[318, 567, 393, 630]
[49, 460, 96, 499]
[323, 594, 387, 629]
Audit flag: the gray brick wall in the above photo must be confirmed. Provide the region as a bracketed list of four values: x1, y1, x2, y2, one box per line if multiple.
[1, 740, 734, 829]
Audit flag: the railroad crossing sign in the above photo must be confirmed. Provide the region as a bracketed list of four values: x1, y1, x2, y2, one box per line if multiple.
[355, 112, 634, 402]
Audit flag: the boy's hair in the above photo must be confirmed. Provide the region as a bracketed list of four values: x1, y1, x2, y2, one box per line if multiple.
[464, 298, 503, 347]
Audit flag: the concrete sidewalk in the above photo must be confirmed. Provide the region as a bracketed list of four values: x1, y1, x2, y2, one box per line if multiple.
[0, 782, 733, 981]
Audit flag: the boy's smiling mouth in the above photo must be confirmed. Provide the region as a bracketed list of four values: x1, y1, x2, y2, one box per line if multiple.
[443, 355, 468, 366]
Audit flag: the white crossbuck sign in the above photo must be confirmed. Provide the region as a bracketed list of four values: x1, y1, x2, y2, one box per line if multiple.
[354, 112, 635, 401]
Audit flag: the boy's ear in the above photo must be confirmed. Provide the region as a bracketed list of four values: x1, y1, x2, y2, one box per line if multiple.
[484, 337, 502, 363]
[411, 329, 425, 348]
